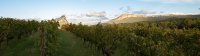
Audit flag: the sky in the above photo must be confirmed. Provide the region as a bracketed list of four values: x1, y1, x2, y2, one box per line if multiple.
[0, 0, 200, 24]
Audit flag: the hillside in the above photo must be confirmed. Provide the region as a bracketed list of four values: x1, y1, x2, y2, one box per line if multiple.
[107, 14, 200, 24]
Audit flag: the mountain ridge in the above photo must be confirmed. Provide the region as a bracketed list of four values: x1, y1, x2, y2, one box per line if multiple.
[107, 14, 200, 24]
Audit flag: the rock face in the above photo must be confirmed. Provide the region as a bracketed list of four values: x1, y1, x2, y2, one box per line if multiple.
[108, 14, 145, 24]
[107, 14, 200, 24]
[56, 15, 69, 29]
[114, 14, 144, 21]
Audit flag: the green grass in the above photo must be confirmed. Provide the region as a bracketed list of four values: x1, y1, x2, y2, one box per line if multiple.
[56, 30, 102, 56]
[0, 30, 101, 56]
[0, 32, 40, 56]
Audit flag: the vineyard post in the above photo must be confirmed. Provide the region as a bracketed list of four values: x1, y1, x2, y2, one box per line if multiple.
[39, 27, 46, 56]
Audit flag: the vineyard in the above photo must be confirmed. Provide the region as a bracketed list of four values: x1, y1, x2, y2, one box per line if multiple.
[0, 17, 59, 56]
[0, 17, 101, 56]
[67, 18, 200, 56]
[0, 17, 200, 56]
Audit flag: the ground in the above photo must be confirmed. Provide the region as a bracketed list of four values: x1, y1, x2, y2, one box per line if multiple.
[0, 30, 101, 56]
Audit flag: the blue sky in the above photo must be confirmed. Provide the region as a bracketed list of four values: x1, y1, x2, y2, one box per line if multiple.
[0, 0, 200, 24]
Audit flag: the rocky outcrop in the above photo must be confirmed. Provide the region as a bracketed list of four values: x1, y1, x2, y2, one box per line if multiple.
[108, 14, 145, 24]
[114, 14, 144, 21]
[56, 15, 69, 29]
[107, 14, 200, 24]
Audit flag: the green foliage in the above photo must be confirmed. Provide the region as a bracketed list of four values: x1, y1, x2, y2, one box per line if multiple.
[0, 17, 200, 56]
[0, 17, 59, 56]
[26, 20, 60, 56]
[0, 18, 40, 45]
[68, 18, 200, 56]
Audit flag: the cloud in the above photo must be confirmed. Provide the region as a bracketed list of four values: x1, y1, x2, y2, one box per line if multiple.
[142, 0, 200, 3]
[119, 6, 134, 13]
[160, 11, 165, 13]
[133, 9, 157, 14]
[86, 11, 106, 17]
[67, 11, 109, 24]
[164, 0, 200, 3]
[85, 11, 108, 20]
[119, 6, 158, 14]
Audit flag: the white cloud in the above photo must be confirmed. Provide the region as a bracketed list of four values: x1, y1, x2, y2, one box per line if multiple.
[85, 11, 108, 20]
[133, 9, 157, 14]
[119, 6, 158, 15]
[142, 0, 200, 3]
[67, 11, 109, 25]
[163, 0, 200, 3]
[86, 11, 106, 17]
[119, 6, 134, 13]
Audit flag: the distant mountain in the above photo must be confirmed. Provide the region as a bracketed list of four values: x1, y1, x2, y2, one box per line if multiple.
[107, 14, 200, 24]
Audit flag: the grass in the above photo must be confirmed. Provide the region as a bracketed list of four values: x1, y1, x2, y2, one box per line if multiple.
[56, 30, 102, 56]
[0, 32, 40, 56]
[0, 30, 101, 56]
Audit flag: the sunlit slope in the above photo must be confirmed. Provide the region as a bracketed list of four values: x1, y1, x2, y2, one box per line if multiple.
[108, 14, 200, 24]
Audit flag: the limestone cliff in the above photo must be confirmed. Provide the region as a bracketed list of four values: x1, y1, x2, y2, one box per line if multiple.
[56, 15, 69, 29]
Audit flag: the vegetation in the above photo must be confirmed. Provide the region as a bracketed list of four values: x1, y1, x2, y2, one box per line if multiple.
[0, 17, 101, 56]
[67, 18, 200, 56]
[0, 18, 39, 45]
[37, 21, 59, 56]
[0, 17, 200, 56]
[0, 17, 59, 56]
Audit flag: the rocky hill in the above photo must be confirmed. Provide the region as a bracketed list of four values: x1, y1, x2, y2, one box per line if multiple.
[55, 15, 69, 29]
[107, 14, 200, 24]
